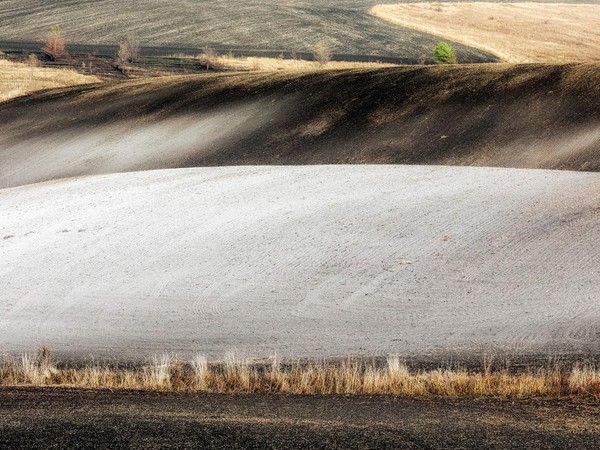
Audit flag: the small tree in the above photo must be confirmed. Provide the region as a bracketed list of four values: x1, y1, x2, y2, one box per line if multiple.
[313, 43, 332, 66]
[117, 32, 140, 64]
[42, 25, 65, 61]
[433, 42, 457, 65]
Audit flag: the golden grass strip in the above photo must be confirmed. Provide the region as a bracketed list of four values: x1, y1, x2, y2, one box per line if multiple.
[213, 55, 397, 72]
[166, 52, 396, 72]
[371, 2, 600, 63]
[1, 350, 599, 398]
[0, 59, 100, 102]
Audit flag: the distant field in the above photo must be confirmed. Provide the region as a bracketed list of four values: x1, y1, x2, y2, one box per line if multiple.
[0, 59, 99, 101]
[372, 2, 600, 63]
[0, 0, 495, 63]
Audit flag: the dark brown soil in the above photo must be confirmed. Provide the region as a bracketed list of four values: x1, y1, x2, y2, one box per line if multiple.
[2, 63, 600, 187]
[0, 387, 598, 449]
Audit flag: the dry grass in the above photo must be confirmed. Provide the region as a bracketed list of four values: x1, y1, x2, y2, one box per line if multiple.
[0, 59, 100, 102]
[219, 55, 396, 71]
[371, 2, 600, 63]
[1, 350, 598, 398]
[172, 53, 396, 72]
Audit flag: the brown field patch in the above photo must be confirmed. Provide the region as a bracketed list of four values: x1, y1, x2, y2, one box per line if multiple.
[371, 2, 600, 63]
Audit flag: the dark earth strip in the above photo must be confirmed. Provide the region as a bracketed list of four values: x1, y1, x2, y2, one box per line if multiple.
[2, 63, 600, 190]
[0, 388, 598, 449]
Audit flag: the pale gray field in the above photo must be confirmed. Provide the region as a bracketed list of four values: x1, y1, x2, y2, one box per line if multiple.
[1, 165, 598, 361]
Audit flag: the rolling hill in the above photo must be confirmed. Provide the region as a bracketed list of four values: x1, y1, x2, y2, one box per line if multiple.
[1, 63, 600, 188]
[1, 165, 598, 360]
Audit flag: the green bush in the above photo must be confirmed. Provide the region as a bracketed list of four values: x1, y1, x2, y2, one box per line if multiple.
[433, 42, 457, 65]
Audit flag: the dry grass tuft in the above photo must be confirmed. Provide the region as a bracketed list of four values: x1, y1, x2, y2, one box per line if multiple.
[371, 2, 600, 63]
[0, 59, 100, 102]
[1, 350, 599, 398]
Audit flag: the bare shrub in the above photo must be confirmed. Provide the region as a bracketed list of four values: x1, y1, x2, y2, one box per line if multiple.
[117, 44, 129, 66]
[197, 47, 219, 70]
[42, 25, 66, 61]
[117, 33, 140, 64]
[115, 33, 140, 73]
[313, 43, 332, 66]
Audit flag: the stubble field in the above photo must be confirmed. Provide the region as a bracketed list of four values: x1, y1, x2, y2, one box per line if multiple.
[0, 0, 495, 63]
